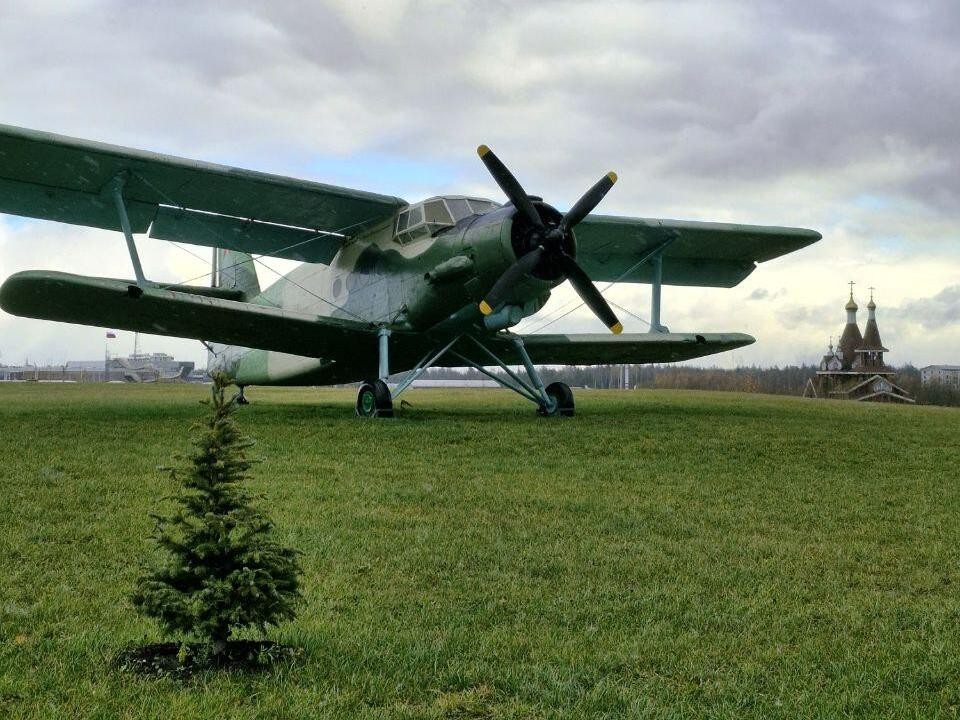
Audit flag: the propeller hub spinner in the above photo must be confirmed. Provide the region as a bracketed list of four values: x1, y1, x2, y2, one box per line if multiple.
[509, 200, 571, 281]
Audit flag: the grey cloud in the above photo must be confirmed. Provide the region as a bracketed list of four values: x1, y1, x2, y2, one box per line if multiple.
[886, 285, 960, 330]
[748, 288, 791, 302]
[4, 0, 960, 214]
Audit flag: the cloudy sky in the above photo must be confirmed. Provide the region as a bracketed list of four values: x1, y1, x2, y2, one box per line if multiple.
[1, 0, 957, 369]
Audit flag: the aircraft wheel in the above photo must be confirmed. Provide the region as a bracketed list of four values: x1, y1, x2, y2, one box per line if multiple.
[356, 379, 393, 418]
[538, 381, 574, 417]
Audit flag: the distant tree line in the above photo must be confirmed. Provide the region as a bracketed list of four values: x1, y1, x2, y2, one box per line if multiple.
[894, 365, 960, 407]
[418, 363, 960, 407]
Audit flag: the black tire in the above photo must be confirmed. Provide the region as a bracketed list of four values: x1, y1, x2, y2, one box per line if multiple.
[356, 379, 393, 418]
[539, 381, 575, 417]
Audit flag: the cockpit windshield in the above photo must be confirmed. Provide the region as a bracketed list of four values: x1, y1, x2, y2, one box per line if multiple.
[394, 196, 500, 244]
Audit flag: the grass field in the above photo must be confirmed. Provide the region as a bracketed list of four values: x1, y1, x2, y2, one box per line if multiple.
[0, 383, 958, 719]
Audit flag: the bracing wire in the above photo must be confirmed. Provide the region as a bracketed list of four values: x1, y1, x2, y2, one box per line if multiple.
[132, 171, 374, 324]
[519, 240, 674, 334]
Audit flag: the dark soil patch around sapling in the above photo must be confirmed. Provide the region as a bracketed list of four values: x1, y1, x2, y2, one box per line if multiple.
[114, 640, 300, 678]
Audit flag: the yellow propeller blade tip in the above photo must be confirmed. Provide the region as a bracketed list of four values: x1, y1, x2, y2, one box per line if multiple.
[477, 144, 490, 157]
[479, 300, 494, 315]
[607, 171, 618, 184]
[610, 322, 623, 335]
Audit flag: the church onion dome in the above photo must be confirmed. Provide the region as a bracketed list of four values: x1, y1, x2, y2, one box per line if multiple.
[857, 290, 888, 352]
[858, 318, 889, 352]
[845, 296, 858, 311]
[839, 321, 863, 352]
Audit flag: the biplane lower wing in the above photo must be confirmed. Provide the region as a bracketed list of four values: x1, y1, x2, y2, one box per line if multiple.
[0, 270, 752, 376]
[0, 270, 385, 359]
[507, 331, 754, 365]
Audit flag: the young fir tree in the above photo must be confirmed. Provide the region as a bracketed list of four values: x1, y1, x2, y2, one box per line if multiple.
[132, 377, 301, 654]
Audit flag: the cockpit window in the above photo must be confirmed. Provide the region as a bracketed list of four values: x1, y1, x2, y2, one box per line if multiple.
[394, 196, 500, 245]
[424, 200, 453, 225]
[468, 199, 497, 214]
[446, 198, 472, 221]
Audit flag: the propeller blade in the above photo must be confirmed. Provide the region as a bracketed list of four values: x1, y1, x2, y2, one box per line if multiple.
[560, 171, 618, 233]
[477, 145, 545, 230]
[560, 253, 622, 334]
[479, 246, 545, 315]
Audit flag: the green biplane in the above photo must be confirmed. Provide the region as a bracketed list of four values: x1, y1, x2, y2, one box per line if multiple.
[0, 124, 819, 416]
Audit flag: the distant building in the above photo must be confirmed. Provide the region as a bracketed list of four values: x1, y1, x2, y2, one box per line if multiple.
[804, 286, 914, 403]
[920, 365, 960, 387]
[0, 352, 195, 383]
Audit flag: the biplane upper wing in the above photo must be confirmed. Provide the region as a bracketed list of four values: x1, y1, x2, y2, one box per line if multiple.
[574, 214, 821, 288]
[0, 123, 406, 263]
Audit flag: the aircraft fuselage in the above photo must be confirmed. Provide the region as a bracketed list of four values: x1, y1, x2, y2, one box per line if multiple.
[211, 203, 560, 385]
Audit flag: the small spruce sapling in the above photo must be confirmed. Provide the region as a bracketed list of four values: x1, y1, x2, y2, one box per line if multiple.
[132, 377, 302, 656]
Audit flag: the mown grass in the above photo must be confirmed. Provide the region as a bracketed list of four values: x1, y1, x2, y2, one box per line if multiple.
[0, 383, 958, 719]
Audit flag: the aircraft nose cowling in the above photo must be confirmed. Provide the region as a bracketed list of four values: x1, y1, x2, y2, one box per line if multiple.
[461, 203, 563, 312]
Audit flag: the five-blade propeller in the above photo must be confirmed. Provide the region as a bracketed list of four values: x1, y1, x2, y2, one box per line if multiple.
[476, 145, 622, 334]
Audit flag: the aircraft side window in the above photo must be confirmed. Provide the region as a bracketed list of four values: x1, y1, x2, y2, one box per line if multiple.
[407, 205, 423, 227]
[446, 198, 471, 221]
[396, 210, 409, 233]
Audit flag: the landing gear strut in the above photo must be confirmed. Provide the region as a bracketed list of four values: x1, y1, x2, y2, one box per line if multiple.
[355, 327, 396, 418]
[383, 332, 575, 418]
[235, 385, 250, 405]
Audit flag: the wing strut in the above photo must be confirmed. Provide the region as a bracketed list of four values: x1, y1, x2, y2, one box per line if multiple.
[650, 250, 668, 333]
[103, 172, 147, 293]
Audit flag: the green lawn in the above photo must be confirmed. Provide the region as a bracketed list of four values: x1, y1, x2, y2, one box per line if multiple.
[0, 383, 958, 718]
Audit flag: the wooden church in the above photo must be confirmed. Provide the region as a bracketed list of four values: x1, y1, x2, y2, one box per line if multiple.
[804, 284, 914, 403]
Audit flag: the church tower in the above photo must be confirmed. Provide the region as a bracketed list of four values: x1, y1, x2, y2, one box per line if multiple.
[837, 282, 862, 370]
[854, 288, 889, 370]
